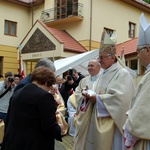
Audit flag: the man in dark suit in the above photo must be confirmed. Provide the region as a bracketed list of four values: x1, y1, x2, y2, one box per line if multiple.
[71, 68, 85, 86]
[14, 58, 55, 93]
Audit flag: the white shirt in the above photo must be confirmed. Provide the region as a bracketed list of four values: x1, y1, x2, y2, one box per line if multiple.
[0, 81, 15, 113]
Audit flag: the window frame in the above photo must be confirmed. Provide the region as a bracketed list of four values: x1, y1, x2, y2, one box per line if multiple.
[55, 0, 78, 19]
[4, 20, 17, 36]
[129, 22, 136, 38]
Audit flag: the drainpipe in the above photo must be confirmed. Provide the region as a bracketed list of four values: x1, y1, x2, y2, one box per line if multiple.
[30, 0, 34, 26]
[89, 0, 93, 51]
[29, 0, 33, 26]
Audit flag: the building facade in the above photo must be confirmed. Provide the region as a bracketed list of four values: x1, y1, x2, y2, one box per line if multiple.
[0, 0, 150, 78]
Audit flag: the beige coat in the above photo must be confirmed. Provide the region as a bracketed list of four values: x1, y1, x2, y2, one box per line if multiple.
[126, 67, 150, 150]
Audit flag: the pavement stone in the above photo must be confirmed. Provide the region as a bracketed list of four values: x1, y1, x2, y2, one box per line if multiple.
[0, 135, 74, 150]
[55, 135, 74, 150]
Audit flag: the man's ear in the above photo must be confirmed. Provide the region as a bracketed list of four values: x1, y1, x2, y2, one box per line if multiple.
[111, 55, 116, 61]
[147, 47, 150, 55]
[147, 47, 150, 51]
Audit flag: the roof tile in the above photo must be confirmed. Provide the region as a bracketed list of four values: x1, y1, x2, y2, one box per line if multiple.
[116, 38, 137, 56]
[38, 20, 86, 53]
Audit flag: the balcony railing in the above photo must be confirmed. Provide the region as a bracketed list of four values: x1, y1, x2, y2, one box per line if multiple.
[40, 3, 83, 23]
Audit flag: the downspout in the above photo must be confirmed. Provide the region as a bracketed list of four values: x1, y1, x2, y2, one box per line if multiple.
[89, 0, 93, 51]
[30, 1, 34, 26]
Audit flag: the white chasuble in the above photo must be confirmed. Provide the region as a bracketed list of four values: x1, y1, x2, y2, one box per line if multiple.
[125, 68, 150, 150]
[84, 62, 135, 150]
[74, 74, 101, 150]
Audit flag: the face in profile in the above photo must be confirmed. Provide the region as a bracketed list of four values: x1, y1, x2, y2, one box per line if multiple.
[72, 71, 78, 79]
[99, 51, 115, 69]
[49, 85, 57, 95]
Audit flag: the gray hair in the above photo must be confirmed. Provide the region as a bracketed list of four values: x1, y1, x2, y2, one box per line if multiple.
[89, 59, 101, 66]
[34, 58, 56, 72]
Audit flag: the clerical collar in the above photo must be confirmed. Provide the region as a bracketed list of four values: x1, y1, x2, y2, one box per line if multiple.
[146, 63, 150, 70]
[91, 73, 100, 81]
[103, 62, 117, 74]
[103, 69, 109, 74]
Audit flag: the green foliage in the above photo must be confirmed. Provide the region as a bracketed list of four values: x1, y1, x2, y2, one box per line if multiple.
[143, 0, 150, 4]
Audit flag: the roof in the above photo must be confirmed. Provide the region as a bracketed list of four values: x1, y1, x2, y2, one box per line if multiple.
[116, 38, 137, 56]
[122, 0, 150, 13]
[18, 0, 35, 3]
[134, 0, 150, 8]
[5, 0, 44, 7]
[38, 19, 86, 53]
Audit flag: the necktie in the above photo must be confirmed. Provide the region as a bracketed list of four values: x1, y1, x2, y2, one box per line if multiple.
[58, 84, 61, 90]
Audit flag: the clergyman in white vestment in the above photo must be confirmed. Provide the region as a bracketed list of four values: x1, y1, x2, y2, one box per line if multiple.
[74, 30, 135, 150]
[124, 13, 150, 150]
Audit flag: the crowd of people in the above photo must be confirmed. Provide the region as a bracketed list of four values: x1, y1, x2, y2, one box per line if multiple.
[0, 13, 150, 150]
[0, 57, 85, 149]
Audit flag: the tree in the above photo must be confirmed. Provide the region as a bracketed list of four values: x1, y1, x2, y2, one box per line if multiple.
[143, 0, 150, 4]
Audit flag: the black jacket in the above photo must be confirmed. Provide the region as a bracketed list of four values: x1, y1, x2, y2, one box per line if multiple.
[1, 83, 62, 150]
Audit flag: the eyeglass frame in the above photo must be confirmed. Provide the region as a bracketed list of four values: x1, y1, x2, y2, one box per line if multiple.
[137, 46, 147, 53]
[97, 54, 114, 60]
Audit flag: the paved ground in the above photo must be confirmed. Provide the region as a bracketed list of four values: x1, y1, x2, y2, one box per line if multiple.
[0, 135, 74, 150]
[55, 134, 74, 150]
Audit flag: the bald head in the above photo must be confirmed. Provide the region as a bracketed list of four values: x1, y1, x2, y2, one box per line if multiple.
[56, 76, 63, 85]
[88, 59, 101, 76]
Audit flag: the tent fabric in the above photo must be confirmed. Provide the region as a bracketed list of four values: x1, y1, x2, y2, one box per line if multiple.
[54, 49, 99, 76]
[54, 49, 137, 78]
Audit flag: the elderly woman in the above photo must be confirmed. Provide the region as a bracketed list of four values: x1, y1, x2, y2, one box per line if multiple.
[1, 66, 62, 150]
[49, 84, 66, 115]
[49, 85, 68, 136]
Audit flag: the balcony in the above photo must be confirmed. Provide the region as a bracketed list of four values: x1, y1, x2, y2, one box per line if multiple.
[40, 3, 83, 27]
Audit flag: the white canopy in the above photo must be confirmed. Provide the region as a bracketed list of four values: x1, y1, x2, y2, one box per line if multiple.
[54, 49, 99, 76]
[54, 49, 137, 79]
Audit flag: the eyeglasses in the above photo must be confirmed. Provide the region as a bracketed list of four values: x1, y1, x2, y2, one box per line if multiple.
[97, 54, 113, 60]
[137, 47, 147, 54]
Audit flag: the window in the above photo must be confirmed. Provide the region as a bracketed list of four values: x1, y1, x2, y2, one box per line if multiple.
[55, 0, 78, 19]
[131, 59, 137, 73]
[55, 0, 67, 19]
[125, 61, 128, 66]
[129, 22, 135, 38]
[104, 28, 114, 37]
[4, 20, 17, 36]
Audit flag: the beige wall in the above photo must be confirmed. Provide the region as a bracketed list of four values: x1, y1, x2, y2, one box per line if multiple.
[91, 0, 150, 44]
[0, 1, 31, 75]
[0, 1, 31, 47]
[79, 40, 99, 50]
[0, 1, 46, 76]
[1, 0, 150, 78]
[44, 0, 55, 9]
[1, 0, 150, 49]
[0, 45, 18, 78]
[43, 0, 150, 47]
[32, 5, 44, 25]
